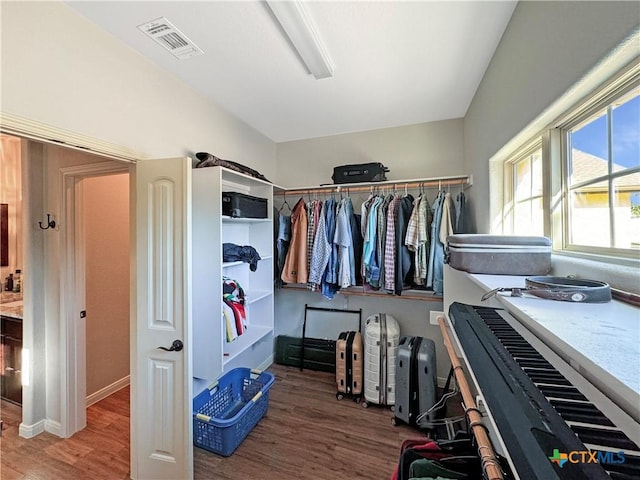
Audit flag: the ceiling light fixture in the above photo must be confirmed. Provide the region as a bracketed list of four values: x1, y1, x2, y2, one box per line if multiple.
[265, 0, 334, 79]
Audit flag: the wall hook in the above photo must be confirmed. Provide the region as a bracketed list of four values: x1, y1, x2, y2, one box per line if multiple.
[39, 214, 56, 230]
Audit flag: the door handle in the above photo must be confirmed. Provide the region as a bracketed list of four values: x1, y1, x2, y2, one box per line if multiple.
[157, 339, 183, 352]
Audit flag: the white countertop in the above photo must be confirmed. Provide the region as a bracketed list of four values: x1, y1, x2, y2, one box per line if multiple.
[467, 274, 640, 401]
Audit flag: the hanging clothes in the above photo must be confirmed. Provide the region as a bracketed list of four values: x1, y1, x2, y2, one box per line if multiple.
[308, 201, 330, 289]
[419, 194, 433, 285]
[281, 198, 308, 284]
[405, 194, 432, 286]
[432, 192, 455, 296]
[405, 195, 421, 284]
[383, 195, 401, 292]
[334, 197, 355, 289]
[426, 191, 444, 290]
[375, 194, 393, 289]
[394, 194, 415, 295]
[275, 180, 470, 298]
[275, 211, 291, 288]
[455, 191, 470, 234]
[350, 209, 364, 286]
[306, 199, 321, 275]
[363, 196, 383, 287]
[322, 197, 340, 299]
[344, 197, 357, 287]
[440, 192, 455, 242]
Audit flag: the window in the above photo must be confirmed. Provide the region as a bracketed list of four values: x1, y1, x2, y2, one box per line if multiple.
[500, 65, 640, 265]
[564, 85, 640, 253]
[503, 142, 544, 236]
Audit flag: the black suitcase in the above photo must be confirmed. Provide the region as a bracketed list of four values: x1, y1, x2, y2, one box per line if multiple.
[394, 336, 437, 427]
[222, 191, 268, 218]
[332, 162, 389, 184]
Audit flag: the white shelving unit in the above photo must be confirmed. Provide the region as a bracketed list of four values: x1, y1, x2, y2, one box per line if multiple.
[192, 166, 274, 395]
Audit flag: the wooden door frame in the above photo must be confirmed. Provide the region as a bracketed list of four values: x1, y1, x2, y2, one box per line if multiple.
[59, 162, 131, 437]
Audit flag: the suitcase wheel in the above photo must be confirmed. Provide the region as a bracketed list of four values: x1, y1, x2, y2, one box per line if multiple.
[391, 416, 397, 426]
[336, 392, 345, 401]
[354, 396, 361, 404]
[361, 401, 369, 409]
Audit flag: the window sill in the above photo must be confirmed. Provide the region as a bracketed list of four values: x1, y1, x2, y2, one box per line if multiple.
[466, 273, 640, 422]
[551, 251, 640, 295]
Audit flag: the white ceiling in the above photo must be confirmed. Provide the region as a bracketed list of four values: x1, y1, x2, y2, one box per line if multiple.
[66, 1, 517, 143]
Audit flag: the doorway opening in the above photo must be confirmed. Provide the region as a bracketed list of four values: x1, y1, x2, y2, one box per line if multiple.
[60, 160, 131, 443]
[82, 173, 131, 409]
[0, 133, 24, 410]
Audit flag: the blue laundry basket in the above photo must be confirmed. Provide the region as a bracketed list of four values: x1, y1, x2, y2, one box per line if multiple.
[193, 368, 275, 456]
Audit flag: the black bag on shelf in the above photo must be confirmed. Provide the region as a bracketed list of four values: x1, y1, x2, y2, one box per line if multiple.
[195, 152, 271, 183]
[222, 192, 268, 219]
[332, 162, 389, 184]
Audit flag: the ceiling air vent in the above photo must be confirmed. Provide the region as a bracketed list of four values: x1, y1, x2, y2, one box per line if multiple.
[137, 17, 203, 60]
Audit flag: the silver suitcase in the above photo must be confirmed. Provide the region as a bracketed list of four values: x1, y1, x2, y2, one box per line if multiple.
[363, 313, 400, 407]
[394, 336, 437, 426]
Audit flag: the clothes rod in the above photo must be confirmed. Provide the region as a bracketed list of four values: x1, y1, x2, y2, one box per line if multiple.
[274, 175, 472, 196]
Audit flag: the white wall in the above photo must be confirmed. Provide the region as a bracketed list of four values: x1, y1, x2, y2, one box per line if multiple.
[1, 1, 276, 437]
[43, 145, 116, 432]
[464, 1, 640, 233]
[275, 119, 464, 187]
[21, 140, 47, 435]
[0, 1, 276, 177]
[83, 174, 130, 397]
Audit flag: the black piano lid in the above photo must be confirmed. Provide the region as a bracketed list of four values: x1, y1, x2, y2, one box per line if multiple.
[448, 302, 639, 480]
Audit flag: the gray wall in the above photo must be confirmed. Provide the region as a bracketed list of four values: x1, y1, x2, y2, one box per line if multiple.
[274, 119, 465, 382]
[274, 289, 450, 383]
[464, 1, 640, 233]
[275, 119, 464, 187]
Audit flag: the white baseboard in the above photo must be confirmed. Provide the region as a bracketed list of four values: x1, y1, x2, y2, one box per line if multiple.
[86, 375, 130, 406]
[45, 419, 64, 437]
[257, 354, 274, 372]
[19, 419, 46, 438]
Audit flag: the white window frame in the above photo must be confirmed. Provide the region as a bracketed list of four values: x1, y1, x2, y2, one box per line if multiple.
[502, 139, 544, 236]
[557, 78, 640, 260]
[500, 62, 640, 271]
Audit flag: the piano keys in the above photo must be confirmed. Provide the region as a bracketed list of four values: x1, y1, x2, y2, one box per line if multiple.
[447, 302, 640, 480]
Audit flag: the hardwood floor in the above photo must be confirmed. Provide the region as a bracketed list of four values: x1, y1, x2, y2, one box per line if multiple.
[1, 364, 440, 479]
[0, 386, 130, 480]
[194, 365, 423, 480]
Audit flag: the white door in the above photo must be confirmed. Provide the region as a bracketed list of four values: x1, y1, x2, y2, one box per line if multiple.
[132, 157, 193, 480]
